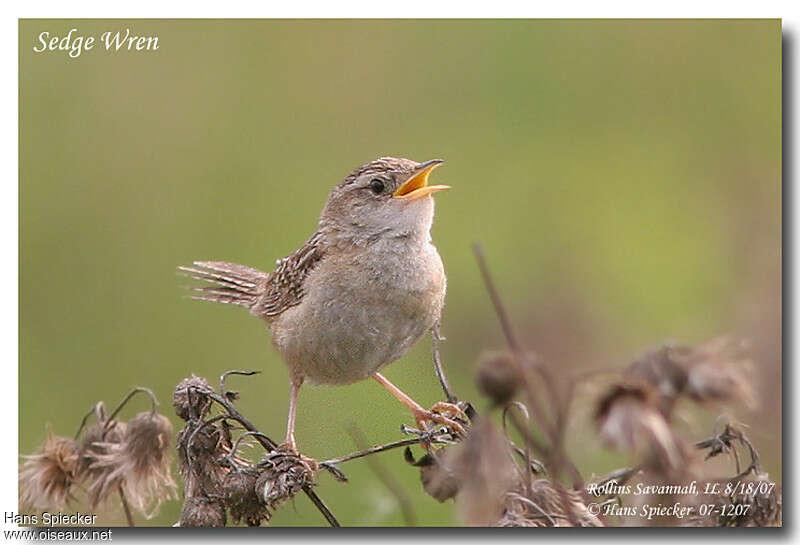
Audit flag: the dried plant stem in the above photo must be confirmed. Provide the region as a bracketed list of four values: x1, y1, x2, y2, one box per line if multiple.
[347, 426, 417, 526]
[118, 487, 135, 527]
[112, 387, 158, 417]
[432, 321, 457, 403]
[472, 244, 556, 436]
[205, 374, 341, 528]
[322, 430, 451, 467]
[105, 387, 158, 426]
[473, 243, 585, 491]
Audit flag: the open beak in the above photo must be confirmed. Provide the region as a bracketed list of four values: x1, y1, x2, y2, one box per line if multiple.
[392, 159, 450, 200]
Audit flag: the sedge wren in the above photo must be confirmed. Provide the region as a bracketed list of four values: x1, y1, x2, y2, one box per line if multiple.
[180, 157, 464, 451]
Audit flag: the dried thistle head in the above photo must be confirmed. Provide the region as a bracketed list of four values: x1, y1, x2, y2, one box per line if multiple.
[90, 411, 177, 517]
[625, 345, 690, 415]
[173, 375, 214, 421]
[177, 423, 237, 498]
[476, 351, 520, 406]
[255, 448, 317, 510]
[691, 474, 781, 527]
[180, 496, 227, 527]
[78, 420, 128, 510]
[595, 382, 684, 473]
[684, 338, 756, 409]
[223, 470, 271, 526]
[450, 416, 518, 526]
[19, 429, 80, 511]
[405, 446, 460, 502]
[498, 480, 603, 527]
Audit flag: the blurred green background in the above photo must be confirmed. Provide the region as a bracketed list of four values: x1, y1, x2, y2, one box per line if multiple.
[19, 20, 781, 526]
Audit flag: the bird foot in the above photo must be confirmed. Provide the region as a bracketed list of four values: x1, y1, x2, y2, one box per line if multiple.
[413, 402, 468, 438]
[269, 444, 319, 472]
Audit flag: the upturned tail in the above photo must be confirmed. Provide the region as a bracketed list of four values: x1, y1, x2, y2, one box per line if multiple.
[178, 261, 269, 309]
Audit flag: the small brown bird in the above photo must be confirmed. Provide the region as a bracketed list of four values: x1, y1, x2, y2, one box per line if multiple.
[180, 157, 464, 451]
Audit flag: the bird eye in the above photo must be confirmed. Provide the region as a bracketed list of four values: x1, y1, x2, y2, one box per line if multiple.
[369, 179, 385, 195]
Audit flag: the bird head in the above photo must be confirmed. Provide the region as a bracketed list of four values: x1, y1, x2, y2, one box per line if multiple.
[319, 157, 449, 245]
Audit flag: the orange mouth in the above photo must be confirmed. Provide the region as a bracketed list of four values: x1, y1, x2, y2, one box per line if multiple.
[392, 159, 450, 201]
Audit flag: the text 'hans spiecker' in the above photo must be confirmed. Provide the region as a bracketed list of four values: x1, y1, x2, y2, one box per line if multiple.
[33, 28, 159, 59]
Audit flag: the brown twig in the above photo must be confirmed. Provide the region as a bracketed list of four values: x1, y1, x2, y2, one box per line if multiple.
[190, 372, 342, 527]
[432, 321, 457, 403]
[473, 243, 586, 491]
[322, 428, 452, 468]
[472, 244, 556, 436]
[118, 487, 135, 527]
[104, 387, 158, 432]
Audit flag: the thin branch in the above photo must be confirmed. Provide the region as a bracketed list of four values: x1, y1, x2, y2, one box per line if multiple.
[472, 244, 556, 437]
[322, 429, 452, 467]
[219, 370, 260, 397]
[105, 387, 158, 429]
[431, 321, 457, 403]
[204, 376, 341, 527]
[473, 243, 586, 490]
[119, 487, 135, 527]
[74, 402, 105, 440]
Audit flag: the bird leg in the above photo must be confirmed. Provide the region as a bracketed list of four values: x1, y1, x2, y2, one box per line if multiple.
[372, 373, 467, 437]
[284, 379, 303, 452]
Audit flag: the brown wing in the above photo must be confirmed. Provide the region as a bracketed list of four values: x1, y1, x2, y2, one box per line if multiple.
[251, 231, 325, 317]
[179, 231, 324, 318]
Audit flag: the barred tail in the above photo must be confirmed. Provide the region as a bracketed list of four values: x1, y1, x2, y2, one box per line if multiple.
[178, 261, 269, 309]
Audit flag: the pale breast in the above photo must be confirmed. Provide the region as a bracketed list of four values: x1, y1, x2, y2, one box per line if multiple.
[269, 239, 446, 385]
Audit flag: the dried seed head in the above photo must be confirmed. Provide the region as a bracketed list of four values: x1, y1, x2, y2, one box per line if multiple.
[595, 383, 684, 473]
[90, 412, 176, 517]
[476, 351, 520, 406]
[223, 470, 271, 526]
[180, 496, 227, 527]
[684, 339, 756, 408]
[451, 417, 518, 526]
[255, 449, 317, 510]
[691, 475, 781, 527]
[78, 420, 127, 510]
[406, 446, 460, 502]
[19, 430, 80, 511]
[173, 375, 214, 421]
[625, 345, 690, 415]
[498, 480, 603, 527]
[177, 424, 235, 498]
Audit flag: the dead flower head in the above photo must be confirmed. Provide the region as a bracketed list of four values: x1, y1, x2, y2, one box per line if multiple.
[180, 496, 227, 527]
[19, 429, 80, 511]
[625, 345, 690, 415]
[79, 419, 128, 510]
[90, 411, 177, 517]
[498, 480, 603, 527]
[476, 351, 521, 406]
[177, 421, 240, 499]
[684, 338, 756, 409]
[691, 474, 781, 527]
[223, 469, 272, 526]
[450, 416, 518, 526]
[173, 375, 214, 421]
[255, 448, 317, 510]
[405, 446, 460, 503]
[595, 382, 684, 473]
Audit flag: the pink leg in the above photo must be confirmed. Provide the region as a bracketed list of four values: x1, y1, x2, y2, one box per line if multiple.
[372, 373, 466, 436]
[285, 379, 302, 451]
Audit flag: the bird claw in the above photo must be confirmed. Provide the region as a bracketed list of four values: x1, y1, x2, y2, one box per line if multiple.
[430, 401, 468, 419]
[277, 441, 298, 454]
[413, 403, 468, 438]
